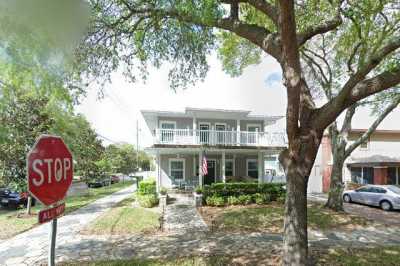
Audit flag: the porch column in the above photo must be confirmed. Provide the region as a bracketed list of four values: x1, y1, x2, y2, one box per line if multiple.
[397, 167, 399, 185]
[236, 119, 240, 145]
[193, 117, 197, 144]
[222, 151, 226, 183]
[156, 152, 161, 192]
[258, 151, 263, 184]
[193, 155, 196, 180]
[198, 151, 203, 188]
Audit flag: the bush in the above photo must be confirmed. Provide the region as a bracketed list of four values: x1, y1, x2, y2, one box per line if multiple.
[253, 193, 271, 205]
[138, 179, 156, 195]
[227, 196, 240, 205]
[203, 182, 285, 202]
[206, 195, 225, 207]
[137, 194, 159, 208]
[195, 186, 203, 194]
[238, 195, 252, 205]
[276, 195, 285, 204]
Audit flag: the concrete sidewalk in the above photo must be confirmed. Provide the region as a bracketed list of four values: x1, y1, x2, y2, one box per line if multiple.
[0, 184, 136, 266]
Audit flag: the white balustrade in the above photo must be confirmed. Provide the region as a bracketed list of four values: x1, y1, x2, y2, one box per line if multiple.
[155, 129, 287, 147]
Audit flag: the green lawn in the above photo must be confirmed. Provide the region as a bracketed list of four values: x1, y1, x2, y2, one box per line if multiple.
[315, 246, 400, 266]
[200, 202, 370, 233]
[63, 246, 400, 266]
[81, 196, 160, 235]
[0, 181, 135, 240]
[63, 256, 231, 266]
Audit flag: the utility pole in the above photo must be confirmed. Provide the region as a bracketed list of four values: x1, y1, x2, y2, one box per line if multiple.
[136, 120, 139, 173]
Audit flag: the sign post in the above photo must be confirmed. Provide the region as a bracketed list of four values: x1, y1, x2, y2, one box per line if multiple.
[27, 135, 73, 266]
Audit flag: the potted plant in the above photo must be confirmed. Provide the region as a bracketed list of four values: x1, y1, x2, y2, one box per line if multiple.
[193, 186, 203, 207]
[159, 187, 167, 209]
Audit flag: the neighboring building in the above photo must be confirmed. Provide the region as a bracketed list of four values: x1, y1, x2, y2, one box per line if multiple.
[141, 107, 286, 190]
[309, 129, 400, 193]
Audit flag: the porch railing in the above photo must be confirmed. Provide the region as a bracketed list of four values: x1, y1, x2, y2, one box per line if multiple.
[154, 129, 287, 147]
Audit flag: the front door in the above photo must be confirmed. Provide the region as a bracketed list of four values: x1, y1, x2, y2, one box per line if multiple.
[204, 160, 216, 185]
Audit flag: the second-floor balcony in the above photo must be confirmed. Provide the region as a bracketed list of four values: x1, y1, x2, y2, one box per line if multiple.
[154, 129, 287, 147]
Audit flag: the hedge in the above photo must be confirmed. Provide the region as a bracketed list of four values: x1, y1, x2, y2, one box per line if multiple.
[203, 182, 285, 202]
[203, 183, 286, 205]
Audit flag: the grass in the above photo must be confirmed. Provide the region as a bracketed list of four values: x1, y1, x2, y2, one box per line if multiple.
[0, 181, 134, 240]
[63, 256, 235, 266]
[63, 246, 400, 266]
[315, 246, 400, 266]
[200, 202, 371, 233]
[81, 196, 160, 235]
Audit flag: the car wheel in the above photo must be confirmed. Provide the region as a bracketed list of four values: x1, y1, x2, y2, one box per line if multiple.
[343, 194, 351, 203]
[380, 200, 392, 211]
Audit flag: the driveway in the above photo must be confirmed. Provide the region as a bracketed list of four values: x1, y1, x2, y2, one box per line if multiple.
[308, 193, 400, 226]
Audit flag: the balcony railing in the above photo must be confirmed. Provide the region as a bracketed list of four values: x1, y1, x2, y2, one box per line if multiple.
[154, 129, 287, 147]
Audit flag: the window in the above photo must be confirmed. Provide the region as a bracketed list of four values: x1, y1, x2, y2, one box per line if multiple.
[247, 124, 261, 144]
[169, 159, 185, 180]
[360, 137, 369, 150]
[160, 121, 176, 142]
[225, 159, 234, 176]
[356, 186, 370, 192]
[351, 167, 362, 183]
[351, 167, 373, 184]
[363, 167, 374, 184]
[215, 124, 226, 144]
[247, 159, 258, 178]
[388, 167, 397, 185]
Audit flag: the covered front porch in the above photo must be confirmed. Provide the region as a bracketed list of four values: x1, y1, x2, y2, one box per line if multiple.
[150, 146, 283, 191]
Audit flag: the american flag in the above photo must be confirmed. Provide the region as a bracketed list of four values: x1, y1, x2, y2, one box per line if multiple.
[201, 154, 208, 175]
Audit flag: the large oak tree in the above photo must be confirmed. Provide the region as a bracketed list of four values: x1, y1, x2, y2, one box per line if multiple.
[75, 0, 400, 264]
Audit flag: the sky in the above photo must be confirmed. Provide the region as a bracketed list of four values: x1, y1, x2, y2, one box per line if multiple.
[76, 54, 400, 148]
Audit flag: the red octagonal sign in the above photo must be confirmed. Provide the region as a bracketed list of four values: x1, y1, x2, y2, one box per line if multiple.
[27, 135, 73, 206]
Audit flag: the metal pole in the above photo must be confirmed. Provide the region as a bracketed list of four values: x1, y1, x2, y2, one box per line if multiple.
[48, 218, 57, 266]
[136, 120, 139, 172]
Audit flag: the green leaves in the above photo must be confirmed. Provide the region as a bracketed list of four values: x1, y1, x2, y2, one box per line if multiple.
[217, 31, 261, 77]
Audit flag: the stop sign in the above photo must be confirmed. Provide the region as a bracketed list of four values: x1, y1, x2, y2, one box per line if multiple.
[27, 135, 73, 206]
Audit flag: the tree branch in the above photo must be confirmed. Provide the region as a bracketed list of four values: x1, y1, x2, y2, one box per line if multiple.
[297, 16, 342, 46]
[312, 37, 400, 130]
[340, 104, 357, 135]
[221, 0, 278, 24]
[344, 94, 400, 157]
[118, 5, 282, 60]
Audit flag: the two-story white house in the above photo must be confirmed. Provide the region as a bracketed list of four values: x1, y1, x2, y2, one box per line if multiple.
[141, 107, 287, 190]
[308, 129, 400, 193]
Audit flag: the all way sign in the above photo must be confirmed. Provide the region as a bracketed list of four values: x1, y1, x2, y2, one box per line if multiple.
[39, 203, 66, 224]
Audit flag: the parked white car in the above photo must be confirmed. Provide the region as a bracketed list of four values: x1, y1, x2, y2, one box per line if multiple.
[343, 185, 400, 211]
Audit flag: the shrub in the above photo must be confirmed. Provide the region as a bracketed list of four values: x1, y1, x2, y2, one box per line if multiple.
[253, 193, 271, 205]
[138, 179, 157, 195]
[206, 195, 225, 207]
[276, 195, 285, 204]
[227, 196, 240, 205]
[195, 186, 203, 194]
[203, 182, 286, 202]
[137, 194, 159, 208]
[238, 195, 252, 205]
[160, 187, 167, 195]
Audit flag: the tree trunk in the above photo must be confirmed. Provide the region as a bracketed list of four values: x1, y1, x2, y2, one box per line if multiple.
[280, 132, 322, 266]
[325, 135, 346, 211]
[283, 164, 308, 266]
